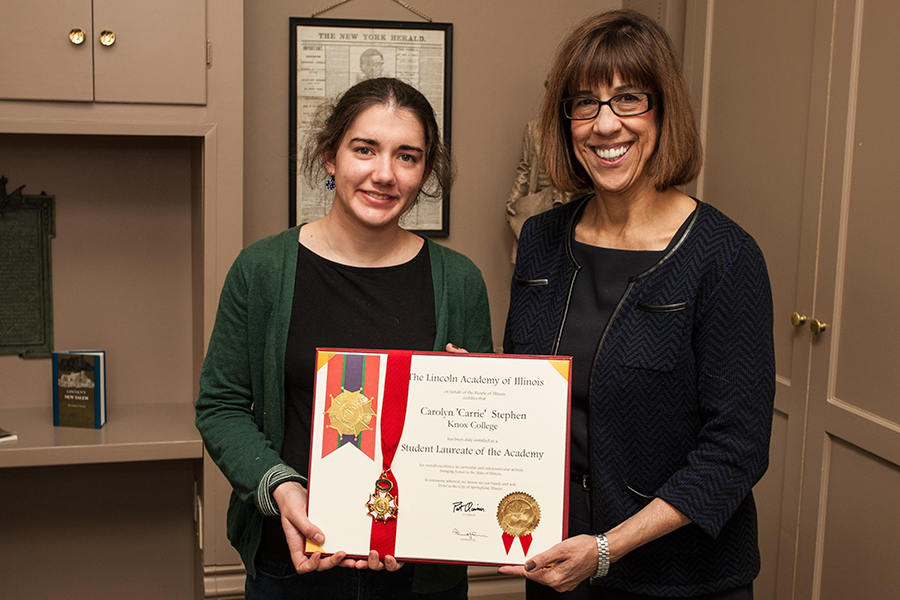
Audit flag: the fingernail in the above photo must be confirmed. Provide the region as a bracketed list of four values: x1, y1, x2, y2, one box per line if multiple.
[314, 533, 325, 544]
[448, 343, 459, 350]
[525, 560, 536, 572]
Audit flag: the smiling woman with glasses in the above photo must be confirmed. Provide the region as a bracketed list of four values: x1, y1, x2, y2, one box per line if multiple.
[500, 10, 775, 600]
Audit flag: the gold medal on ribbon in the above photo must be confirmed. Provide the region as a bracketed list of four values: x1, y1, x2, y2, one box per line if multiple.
[497, 492, 541, 554]
[366, 472, 398, 521]
[325, 387, 376, 436]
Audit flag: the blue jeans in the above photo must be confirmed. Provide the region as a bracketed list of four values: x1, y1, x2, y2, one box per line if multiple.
[246, 556, 468, 600]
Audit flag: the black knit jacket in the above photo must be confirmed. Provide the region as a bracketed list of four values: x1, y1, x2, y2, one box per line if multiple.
[504, 196, 775, 596]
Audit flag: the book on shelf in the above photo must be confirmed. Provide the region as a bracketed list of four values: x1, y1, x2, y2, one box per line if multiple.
[52, 350, 107, 428]
[0, 426, 17, 443]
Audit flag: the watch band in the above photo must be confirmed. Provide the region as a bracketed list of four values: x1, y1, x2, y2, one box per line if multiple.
[593, 533, 610, 578]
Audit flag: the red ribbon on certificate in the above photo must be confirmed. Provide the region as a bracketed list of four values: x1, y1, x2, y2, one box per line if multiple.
[368, 350, 413, 558]
[502, 532, 533, 555]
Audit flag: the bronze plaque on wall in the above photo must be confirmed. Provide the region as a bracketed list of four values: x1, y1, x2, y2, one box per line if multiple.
[0, 176, 55, 358]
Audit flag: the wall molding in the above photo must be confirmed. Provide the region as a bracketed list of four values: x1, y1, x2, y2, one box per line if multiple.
[203, 564, 245, 600]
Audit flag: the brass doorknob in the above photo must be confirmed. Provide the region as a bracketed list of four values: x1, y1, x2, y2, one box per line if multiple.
[69, 28, 86, 45]
[790, 312, 808, 327]
[99, 30, 116, 46]
[809, 319, 827, 335]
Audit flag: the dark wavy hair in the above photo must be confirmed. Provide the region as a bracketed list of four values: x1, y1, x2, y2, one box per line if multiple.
[540, 10, 703, 193]
[301, 77, 454, 201]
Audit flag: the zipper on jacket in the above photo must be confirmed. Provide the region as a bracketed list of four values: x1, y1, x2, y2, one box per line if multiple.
[551, 266, 581, 354]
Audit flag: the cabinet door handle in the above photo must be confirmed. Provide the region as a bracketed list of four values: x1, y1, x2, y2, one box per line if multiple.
[791, 312, 808, 327]
[810, 319, 828, 335]
[69, 28, 86, 45]
[99, 30, 116, 47]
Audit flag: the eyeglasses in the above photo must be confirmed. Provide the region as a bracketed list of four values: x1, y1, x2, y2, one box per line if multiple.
[562, 92, 654, 119]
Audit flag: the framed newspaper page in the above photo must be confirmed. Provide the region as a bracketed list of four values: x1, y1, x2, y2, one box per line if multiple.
[289, 18, 452, 236]
[305, 349, 571, 566]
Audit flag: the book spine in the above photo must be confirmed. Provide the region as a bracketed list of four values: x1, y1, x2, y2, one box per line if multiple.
[94, 355, 101, 427]
[52, 351, 61, 427]
[96, 352, 106, 427]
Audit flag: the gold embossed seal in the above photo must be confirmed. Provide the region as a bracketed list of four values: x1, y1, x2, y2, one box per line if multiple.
[325, 387, 376, 436]
[497, 492, 541, 538]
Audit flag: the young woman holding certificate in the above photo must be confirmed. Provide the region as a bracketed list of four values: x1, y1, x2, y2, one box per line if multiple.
[501, 10, 775, 600]
[195, 77, 492, 600]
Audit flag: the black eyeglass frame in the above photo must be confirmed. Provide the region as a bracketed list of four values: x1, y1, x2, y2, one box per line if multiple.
[561, 92, 655, 120]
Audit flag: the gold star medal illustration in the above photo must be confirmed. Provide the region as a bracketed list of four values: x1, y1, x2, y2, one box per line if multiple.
[326, 386, 376, 436]
[497, 491, 541, 555]
[320, 353, 380, 460]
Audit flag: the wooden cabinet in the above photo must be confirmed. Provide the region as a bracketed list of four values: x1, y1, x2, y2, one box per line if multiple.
[0, 0, 206, 104]
[789, 1, 900, 596]
[685, 1, 900, 598]
[0, 129, 229, 600]
[0, 405, 203, 600]
[0, 2, 242, 598]
[0, 0, 93, 101]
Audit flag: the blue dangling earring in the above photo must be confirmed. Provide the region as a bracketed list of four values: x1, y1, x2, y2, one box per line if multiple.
[325, 174, 335, 191]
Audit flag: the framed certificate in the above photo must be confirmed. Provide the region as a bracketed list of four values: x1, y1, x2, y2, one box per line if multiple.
[306, 349, 571, 566]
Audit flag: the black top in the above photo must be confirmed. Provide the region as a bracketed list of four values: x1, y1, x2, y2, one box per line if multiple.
[558, 217, 691, 478]
[260, 240, 436, 561]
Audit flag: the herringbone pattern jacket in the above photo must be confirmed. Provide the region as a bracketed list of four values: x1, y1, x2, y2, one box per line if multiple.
[504, 197, 775, 596]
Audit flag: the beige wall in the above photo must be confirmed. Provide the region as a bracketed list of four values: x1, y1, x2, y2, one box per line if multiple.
[243, 0, 620, 349]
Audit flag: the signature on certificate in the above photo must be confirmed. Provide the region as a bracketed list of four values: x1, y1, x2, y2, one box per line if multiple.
[452, 528, 489, 541]
[452, 501, 486, 513]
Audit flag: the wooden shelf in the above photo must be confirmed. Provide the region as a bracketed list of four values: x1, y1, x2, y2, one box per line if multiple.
[0, 4, 243, 593]
[0, 402, 202, 468]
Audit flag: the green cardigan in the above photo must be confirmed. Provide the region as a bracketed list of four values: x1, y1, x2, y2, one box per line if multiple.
[195, 226, 493, 588]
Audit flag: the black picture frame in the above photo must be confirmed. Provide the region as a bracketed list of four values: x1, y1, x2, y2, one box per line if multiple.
[0, 177, 55, 358]
[289, 17, 453, 236]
